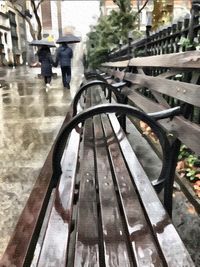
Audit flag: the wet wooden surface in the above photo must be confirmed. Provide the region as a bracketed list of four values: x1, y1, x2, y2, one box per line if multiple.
[0, 84, 195, 266]
[74, 89, 100, 266]
[125, 73, 200, 107]
[101, 114, 163, 266]
[126, 90, 200, 155]
[128, 51, 200, 69]
[109, 113, 195, 267]
[36, 128, 80, 267]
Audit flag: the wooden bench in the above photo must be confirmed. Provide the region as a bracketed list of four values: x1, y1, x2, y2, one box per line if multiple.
[0, 81, 195, 266]
[101, 51, 200, 154]
[101, 51, 200, 207]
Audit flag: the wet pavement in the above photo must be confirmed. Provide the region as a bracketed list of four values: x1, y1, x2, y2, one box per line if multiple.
[0, 55, 84, 257]
[0, 63, 200, 265]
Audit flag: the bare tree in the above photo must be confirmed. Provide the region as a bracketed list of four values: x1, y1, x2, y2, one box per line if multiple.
[10, 0, 45, 40]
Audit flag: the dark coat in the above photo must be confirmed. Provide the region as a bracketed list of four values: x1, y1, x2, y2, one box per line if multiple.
[55, 44, 73, 67]
[38, 47, 53, 77]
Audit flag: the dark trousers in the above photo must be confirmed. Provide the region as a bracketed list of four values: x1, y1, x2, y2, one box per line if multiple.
[61, 66, 71, 87]
[44, 76, 51, 84]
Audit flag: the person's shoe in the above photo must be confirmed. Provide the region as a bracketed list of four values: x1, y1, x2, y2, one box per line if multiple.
[66, 83, 70, 89]
[46, 83, 51, 88]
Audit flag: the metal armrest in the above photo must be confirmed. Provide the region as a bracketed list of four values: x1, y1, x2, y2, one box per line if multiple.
[111, 81, 127, 88]
[148, 106, 181, 121]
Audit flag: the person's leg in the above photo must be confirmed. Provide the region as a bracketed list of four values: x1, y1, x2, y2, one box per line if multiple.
[44, 76, 48, 84]
[46, 76, 51, 84]
[66, 66, 71, 84]
[61, 67, 67, 87]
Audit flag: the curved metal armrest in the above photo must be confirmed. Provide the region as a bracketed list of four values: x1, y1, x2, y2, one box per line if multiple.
[148, 106, 181, 121]
[72, 80, 125, 116]
[53, 104, 170, 186]
[84, 71, 109, 82]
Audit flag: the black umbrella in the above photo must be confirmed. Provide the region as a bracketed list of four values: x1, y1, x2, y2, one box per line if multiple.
[56, 34, 81, 44]
[29, 39, 56, 47]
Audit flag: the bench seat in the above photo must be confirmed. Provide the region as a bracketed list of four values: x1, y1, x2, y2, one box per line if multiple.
[0, 85, 195, 267]
[32, 86, 194, 266]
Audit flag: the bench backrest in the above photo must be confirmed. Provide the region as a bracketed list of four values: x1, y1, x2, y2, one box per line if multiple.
[102, 51, 200, 155]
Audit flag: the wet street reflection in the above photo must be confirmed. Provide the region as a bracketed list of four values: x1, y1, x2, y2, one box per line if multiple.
[0, 64, 83, 257]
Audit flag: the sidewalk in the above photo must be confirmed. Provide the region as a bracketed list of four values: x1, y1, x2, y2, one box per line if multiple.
[0, 64, 83, 257]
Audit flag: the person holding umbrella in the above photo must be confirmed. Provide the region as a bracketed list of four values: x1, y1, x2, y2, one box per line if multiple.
[29, 40, 56, 89]
[55, 34, 81, 89]
[38, 46, 54, 89]
[54, 43, 73, 89]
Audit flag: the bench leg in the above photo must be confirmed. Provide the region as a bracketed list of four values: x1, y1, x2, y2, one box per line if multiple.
[164, 139, 181, 217]
[117, 95, 128, 133]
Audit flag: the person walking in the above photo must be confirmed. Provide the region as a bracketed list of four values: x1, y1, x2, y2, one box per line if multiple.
[55, 43, 73, 89]
[38, 46, 54, 88]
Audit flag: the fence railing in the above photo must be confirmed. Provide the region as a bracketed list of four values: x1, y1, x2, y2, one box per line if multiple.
[107, 2, 200, 124]
[109, 2, 200, 60]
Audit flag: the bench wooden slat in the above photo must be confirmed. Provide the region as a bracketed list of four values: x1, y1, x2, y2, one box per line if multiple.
[102, 60, 129, 68]
[126, 91, 200, 155]
[137, 68, 171, 108]
[93, 115, 132, 266]
[74, 116, 100, 266]
[91, 90, 132, 266]
[74, 119, 100, 266]
[128, 51, 200, 69]
[125, 73, 200, 107]
[101, 114, 164, 266]
[30, 189, 56, 267]
[37, 129, 81, 267]
[109, 114, 195, 267]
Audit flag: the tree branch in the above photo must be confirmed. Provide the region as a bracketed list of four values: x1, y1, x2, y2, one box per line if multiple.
[36, 0, 46, 11]
[137, 0, 149, 14]
[13, 5, 36, 39]
[31, 0, 42, 39]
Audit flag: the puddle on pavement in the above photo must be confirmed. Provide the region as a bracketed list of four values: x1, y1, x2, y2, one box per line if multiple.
[45, 105, 69, 117]
[20, 97, 35, 105]
[2, 98, 11, 104]
[18, 85, 34, 96]
[2, 93, 9, 97]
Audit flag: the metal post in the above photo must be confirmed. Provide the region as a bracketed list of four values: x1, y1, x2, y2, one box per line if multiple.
[188, 0, 200, 50]
[128, 32, 133, 58]
[145, 25, 152, 55]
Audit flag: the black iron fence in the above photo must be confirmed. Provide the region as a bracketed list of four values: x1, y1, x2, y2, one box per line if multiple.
[107, 1, 200, 124]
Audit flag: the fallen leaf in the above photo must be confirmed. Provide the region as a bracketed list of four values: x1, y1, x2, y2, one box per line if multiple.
[176, 160, 186, 171]
[195, 173, 200, 179]
[187, 205, 196, 215]
[193, 180, 200, 198]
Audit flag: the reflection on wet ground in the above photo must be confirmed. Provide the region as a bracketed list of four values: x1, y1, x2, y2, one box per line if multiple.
[0, 65, 83, 257]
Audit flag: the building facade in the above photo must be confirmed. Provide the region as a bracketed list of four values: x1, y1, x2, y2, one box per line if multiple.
[0, 0, 101, 66]
[0, 2, 12, 66]
[0, 0, 27, 66]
